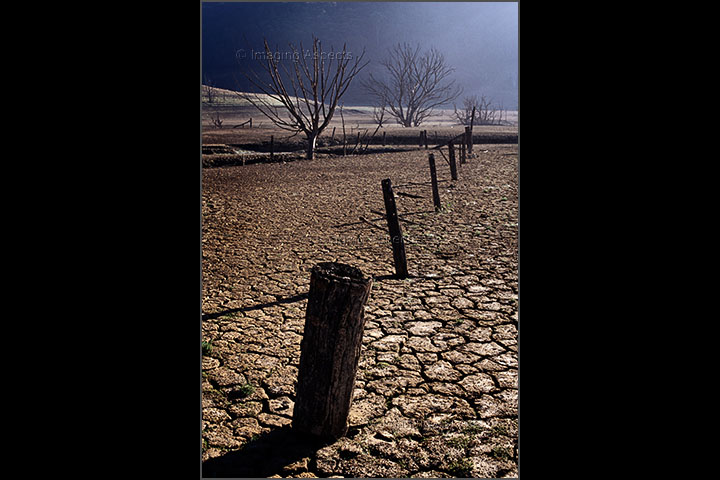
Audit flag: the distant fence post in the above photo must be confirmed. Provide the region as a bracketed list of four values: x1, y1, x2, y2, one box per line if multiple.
[270, 135, 274, 162]
[468, 107, 475, 154]
[449, 141, 458, 180]
[424, 130, 429, 149]
[428, 153, 442, 212]
[381, 179, 408, 278]
[465, 126, 472, 157]
[460, 134, 466, 165]
[382, 131, 386, 146]
[293, 262, 373, 440]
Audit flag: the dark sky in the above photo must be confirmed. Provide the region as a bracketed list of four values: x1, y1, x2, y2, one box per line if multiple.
[202, 2, 518, 108]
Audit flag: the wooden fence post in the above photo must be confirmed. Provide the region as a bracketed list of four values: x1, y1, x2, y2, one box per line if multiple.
[468, 107, 475, 154]
[270, 135, 274, 162]
[382, 131, 386, 146]
[381, 179, 408, 278]
[449, 141, 458, 180]
[424, 130, 429, 149]
[460, 134, 466, 164]
[293, 262, 373, 440]
[428, 153, 442, 212]
[465, 126, 472, 157]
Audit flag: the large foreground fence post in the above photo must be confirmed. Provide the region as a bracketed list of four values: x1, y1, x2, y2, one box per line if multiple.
[381, 178, 409, 278]
[293, 262, 373, 440]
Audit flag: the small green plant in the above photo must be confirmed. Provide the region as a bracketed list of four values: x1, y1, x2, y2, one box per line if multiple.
[448, 458, 473, 477]
[238, 383, 255, 398]
[202, 339, 213, 356]
[462, 423, 484, 435]
[490, 446, 513, 461]
[448, 435, 472, 450]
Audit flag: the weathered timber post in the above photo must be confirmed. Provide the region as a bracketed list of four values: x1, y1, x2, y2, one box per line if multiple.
[249, 118, 253, 129]
[381, 179, 409, 278]
[382, 131, 386, 146]
[331, 126, 336, 143]
[468, 107, 475, 154]
[465, 126, 472, 157]
[460, 134, 466, 165]
[341, 106, 347, 156]
[428, 154, 442, 212]
[449, 141, 458, 180]
[270, 135, 274, 162]
[293, 262, 373, 440]
[424, 130, 429, 149]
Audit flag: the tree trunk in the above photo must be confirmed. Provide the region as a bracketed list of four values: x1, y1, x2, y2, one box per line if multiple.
[306, 132, 317, 160]
[292, 262, 373, 440]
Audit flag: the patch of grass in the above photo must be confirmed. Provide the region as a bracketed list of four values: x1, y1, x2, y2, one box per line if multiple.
[202, 339, 213, 356]
[447, 458, 473, 477]
[490, 446, 513, 461]
[448, 435, 472, 450]
[462, 423, 484, 435]
[238, 383, 255, 398]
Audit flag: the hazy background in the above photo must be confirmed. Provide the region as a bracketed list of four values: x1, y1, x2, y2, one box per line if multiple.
[202, 2, 518, 109]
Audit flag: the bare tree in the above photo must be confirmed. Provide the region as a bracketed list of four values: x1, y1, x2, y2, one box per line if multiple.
[363, 43, 462, 127]
[209, 111, 223, 128]
[475, 95, 497, 125]
[203, 74, 218, 105]
[454, 96, 479, 126]
[372, 103, 387, 128]
[239, 36, 368, 160]
[455, 95, 504, 126]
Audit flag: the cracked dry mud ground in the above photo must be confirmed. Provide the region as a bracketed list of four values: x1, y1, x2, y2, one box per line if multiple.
[202, 145, 518, 478]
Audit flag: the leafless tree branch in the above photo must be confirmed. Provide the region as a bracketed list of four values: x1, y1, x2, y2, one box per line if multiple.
[238, 36, 368, 159]
[363, 43, 461, 127]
